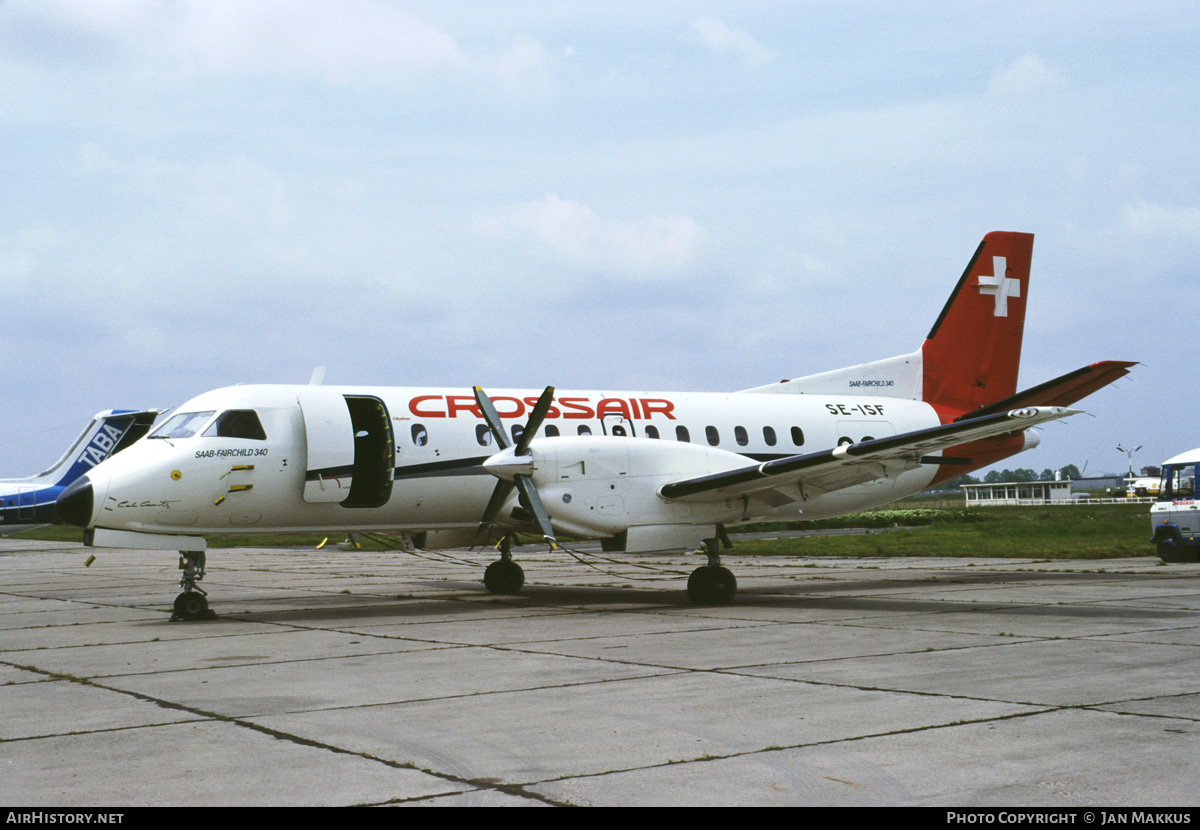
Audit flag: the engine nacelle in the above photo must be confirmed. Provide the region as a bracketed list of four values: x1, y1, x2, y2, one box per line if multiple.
[521, 436, 759, 543]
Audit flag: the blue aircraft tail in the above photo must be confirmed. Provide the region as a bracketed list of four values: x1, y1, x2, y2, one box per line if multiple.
[0, 409, 158, 535]
[45, 410, 160, 487]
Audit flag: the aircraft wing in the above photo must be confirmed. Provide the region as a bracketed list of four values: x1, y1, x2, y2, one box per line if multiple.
[658, 406, 1077, 504]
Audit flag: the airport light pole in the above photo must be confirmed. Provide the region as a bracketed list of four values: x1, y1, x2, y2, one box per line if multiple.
[1117, 445, 1142, 478]
[1117, 445, 1142, 496]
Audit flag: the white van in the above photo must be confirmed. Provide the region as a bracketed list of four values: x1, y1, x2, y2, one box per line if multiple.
[1150, 448, 1200, 562]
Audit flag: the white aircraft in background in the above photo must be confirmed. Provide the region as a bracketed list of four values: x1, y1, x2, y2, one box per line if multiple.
[56, 232, 1133, 619]
[1, 409, 158, 536]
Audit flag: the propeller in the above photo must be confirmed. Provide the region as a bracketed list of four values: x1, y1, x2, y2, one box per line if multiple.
[474, 385, 558, 547]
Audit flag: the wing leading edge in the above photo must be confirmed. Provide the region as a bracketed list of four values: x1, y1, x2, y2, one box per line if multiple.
[658, 406, 1077, 504]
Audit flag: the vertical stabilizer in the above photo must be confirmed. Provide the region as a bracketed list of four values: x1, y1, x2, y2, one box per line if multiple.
[47, 410, 158, 487]
[921, 231, 1033, 416]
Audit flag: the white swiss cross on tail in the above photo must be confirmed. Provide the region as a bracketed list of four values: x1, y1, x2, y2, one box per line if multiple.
[976, 255, 1019, 317]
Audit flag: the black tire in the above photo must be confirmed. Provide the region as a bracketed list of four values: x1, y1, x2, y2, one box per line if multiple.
[484, 560, 525, 594]
[1157, 539, 1200, 563]
[687, 566, 737, 605]
[1154, 526, 1200, 563]
[173, 592, 209, 620]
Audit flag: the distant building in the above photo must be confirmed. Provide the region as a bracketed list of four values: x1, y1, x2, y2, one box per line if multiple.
[1071, 474, 1127, 491]
[962, 479, 1073, 506]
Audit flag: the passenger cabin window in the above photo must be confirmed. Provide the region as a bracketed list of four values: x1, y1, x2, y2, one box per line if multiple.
[612, 425, 627, 437]
[544, 425, 560, 437]
[151, 411, 215, 440]
[791, 426, 805, 446]
[476, 424, 493, 446]
[735, 426, 748, 446]
[645, 425, 659, 439]
[203, 410, 266, 440]
[676, 426, 690, 443]
[763, 426, 777, 446]
[511, 425, 524, 444]
[578, 425, 592, 436]
[411, 424, 428, 446]
[706, 426, 720, 446]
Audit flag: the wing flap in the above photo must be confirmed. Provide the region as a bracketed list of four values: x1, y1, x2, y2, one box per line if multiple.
[659, 406, 1077, 503]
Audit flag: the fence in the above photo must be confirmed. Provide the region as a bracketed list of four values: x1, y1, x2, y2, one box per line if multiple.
[964, 496, 1155, 507]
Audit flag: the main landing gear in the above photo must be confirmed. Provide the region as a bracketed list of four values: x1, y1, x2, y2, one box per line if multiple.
[483, 535, 525, 595]
[171, 551, 216, 621]
[481, 533, 739, 604]
[687, 536, 737, 605]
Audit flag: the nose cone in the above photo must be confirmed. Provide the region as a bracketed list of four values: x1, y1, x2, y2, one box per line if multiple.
[56, 476, 95, 527]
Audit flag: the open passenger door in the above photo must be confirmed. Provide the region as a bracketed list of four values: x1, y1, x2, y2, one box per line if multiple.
[297, 391, 395, 508]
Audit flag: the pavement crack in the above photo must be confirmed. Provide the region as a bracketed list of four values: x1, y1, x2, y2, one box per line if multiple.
[1, 658, 574, 805]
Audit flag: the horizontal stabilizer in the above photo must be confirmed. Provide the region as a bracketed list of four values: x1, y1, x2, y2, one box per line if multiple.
[952, 361, 1136, 422]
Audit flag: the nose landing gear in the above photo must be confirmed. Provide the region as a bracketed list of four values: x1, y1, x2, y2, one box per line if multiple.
[172, 551, 216, 621]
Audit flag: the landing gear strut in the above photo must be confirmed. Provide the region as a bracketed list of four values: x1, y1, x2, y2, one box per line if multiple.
[172, 551, 215, 621]
[687, 535, 737, 605]
[483, 535, 525, 595]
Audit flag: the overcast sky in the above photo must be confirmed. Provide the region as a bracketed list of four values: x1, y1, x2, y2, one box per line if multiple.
[1, 1, 1196, 480]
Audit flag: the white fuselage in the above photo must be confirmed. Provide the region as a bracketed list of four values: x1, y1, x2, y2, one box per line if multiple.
[77, 383, 946, 546]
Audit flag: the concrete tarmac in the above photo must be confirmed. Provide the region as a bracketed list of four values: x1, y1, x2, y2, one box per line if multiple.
[1, 537, 1197, 807]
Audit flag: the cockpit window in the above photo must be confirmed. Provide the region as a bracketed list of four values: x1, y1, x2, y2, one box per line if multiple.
[203, 410, 267, 441]
[150, 411, 215, 439]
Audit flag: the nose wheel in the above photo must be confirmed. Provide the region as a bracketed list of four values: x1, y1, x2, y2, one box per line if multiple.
[171, 551, 216, 621]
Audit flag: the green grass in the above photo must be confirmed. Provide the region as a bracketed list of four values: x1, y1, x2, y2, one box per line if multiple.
[12, 525, 88, 543]
[736, 504, 1151, 559]
[12, 504, 1153, 559]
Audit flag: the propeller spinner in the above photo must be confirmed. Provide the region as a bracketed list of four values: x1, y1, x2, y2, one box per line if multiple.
[474, 385, 558, 547]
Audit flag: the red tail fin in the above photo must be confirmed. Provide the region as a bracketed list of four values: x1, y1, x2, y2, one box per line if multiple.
[922, 231, 1034, 416]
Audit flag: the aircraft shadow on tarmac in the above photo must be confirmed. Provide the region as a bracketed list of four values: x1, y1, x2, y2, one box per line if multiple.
[174, 568, 1190, 626]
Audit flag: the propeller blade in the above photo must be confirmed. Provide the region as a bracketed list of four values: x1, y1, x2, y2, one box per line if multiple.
[478, 479, 516, 536]
[515, 475, 557, 547]
[472, 385, 510, 450]
[514, 385, 555, 456]
[474, 384, 558, 547]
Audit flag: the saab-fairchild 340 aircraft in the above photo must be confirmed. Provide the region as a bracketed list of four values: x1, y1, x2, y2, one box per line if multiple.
[1, 409, 158, 535]
[57, 232, 1133, 619]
